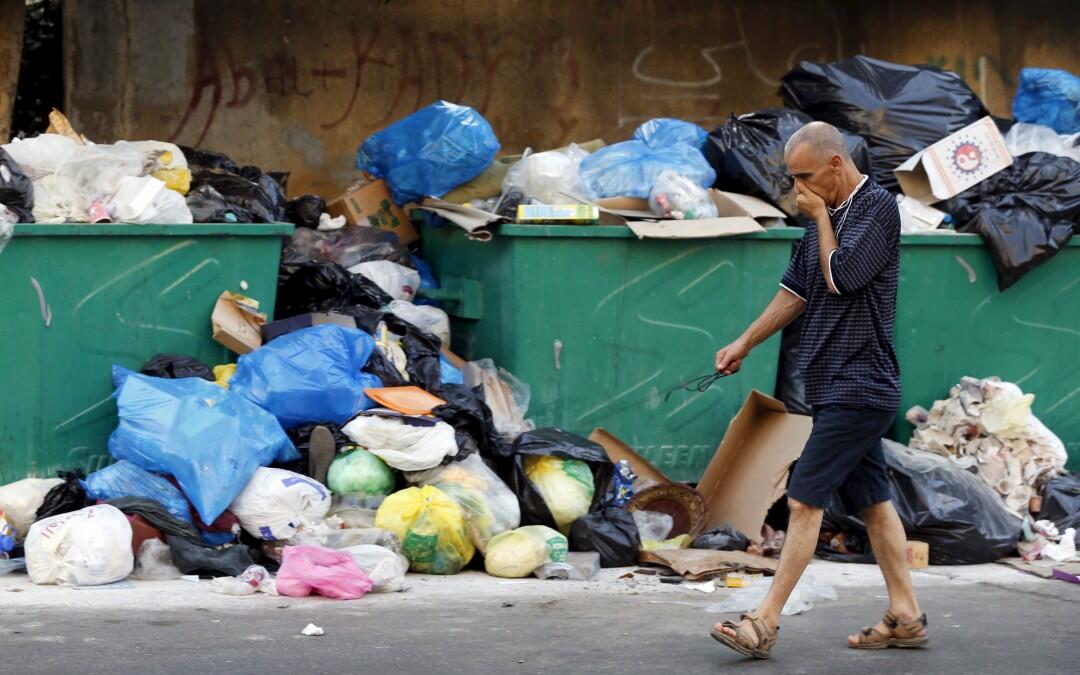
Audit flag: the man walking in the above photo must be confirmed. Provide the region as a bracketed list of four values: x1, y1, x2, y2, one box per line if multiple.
[709, 122, 927, 659]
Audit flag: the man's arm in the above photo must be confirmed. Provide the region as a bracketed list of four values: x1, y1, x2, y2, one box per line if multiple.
[815, 212, 841, 294]
[715, 288, 805, 374]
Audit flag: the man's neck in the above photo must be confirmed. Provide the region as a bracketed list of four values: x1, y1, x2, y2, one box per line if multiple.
[832, 169, 866, 208]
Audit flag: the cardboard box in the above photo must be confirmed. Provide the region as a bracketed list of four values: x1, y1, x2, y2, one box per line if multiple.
[588, 428, 671, 490]
[327, 180, 417, 244]
[260, 311, 359, 344]
[624, 190, 785, 239]
[696, 390, 813, 539]
[906, 540, 929, 569]
[211, 291, 266, 355]
[895, 116, 1013, 204]
[414, 197, 502, 241]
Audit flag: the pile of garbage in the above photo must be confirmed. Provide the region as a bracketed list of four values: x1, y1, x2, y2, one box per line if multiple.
[906, 376, 1068, 517]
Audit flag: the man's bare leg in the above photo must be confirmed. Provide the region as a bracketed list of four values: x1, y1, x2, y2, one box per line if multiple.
[715, 498, 824, 645]
[848, 500, 924, 644]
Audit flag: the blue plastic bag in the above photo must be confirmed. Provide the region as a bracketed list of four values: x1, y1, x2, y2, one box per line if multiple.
[440, 354, 464, 386]
[355, 100, 501, 205]
[633, 118, 708, 151]
[108, 368, 297, 524]
[580, 140, 716, 199]
[1013, 68, 1080, 134]
[230, 324, 382, 429]
[411, 254, 441, 307]
[85, 460, 192, 524]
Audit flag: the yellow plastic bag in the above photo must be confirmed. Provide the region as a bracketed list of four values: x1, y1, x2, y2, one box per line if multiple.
[484, 525, 567, 578]
[213, 363, 237, 389]
[375, 486, 474, 575]
[640, 533, 693, 551]
[524, 455, 594, 534]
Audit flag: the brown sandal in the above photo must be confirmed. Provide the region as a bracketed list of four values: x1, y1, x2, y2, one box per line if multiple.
[849, 611, 929, 650]
[710, 611, 778, 659]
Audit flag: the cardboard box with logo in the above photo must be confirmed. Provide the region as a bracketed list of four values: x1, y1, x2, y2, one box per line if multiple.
[895, 116, 1013, 205]
[327, 179, 418, 244]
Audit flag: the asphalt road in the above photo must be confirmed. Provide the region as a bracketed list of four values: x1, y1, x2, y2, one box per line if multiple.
[2, 579, 1075, 674]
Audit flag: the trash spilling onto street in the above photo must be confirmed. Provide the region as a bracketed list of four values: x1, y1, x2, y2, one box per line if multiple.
[0, 46, 1078, 620]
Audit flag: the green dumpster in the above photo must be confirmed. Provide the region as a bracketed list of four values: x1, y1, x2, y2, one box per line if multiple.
[421, 223, 801, 482]
[0, 223, 292, 484]
[893, 232, 1080, 471]
[422, 224, 1080, 479]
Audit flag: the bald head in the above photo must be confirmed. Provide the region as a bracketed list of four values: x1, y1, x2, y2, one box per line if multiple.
[784, 121, 850, 163]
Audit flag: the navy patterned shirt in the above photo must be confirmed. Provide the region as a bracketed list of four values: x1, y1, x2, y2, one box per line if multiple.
[779, 177, 901, 411]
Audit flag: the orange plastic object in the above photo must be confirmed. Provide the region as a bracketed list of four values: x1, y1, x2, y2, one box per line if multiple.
[364, 386, 447, 416]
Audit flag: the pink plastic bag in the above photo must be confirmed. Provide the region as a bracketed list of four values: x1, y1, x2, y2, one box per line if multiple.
[276, 545, 375, 600]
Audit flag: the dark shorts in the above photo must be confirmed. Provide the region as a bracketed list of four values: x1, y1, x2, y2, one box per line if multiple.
[787, 405, 896, 514]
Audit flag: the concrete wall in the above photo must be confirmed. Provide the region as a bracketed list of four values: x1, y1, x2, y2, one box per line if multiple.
[64, 0, 1080, 197]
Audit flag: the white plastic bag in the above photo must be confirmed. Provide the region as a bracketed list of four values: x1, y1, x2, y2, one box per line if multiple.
[229, 467, 332, 541]
[648, 170, 718, 220]
[342, 413, 459, 471]
[406, 453, 521, 551]
[30, 143, 151, 223]
[387, 299, 451, 346]
[342, 544, 409, 592]
[706, 575, 837, 616]
[348, 260, 421, 302]
[0, 477, 62, 542]
[1004, 122, 1080, 163]
[130, 538, 182, 580]
[462, 359, 534, 440]
[2, 133, 81, 180]
[500, 145, 589, 204]
[25, 504, 134, 586]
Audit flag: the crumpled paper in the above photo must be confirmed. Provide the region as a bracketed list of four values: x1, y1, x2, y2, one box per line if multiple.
[906, 376, 1067, 518]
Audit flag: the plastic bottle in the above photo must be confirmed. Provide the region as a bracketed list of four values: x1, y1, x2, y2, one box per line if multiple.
[208, 565, 272, 596]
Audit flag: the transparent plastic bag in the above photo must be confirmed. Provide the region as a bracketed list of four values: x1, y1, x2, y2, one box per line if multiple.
[462, 359, 534, 440]
[348, 260, 421, 302]
[286, 226, 410, 269]
[130, 539, 183, 580]
[648, 170, 718, 220]
[706, 575, 837, 616]
[2, 133, 81, 180]
[375, 485, 475, 574]
[405, 453, 521, 552]
[30, 143, 153, 223]
[500, 145, 589, 204]
[484, 525, 567, 578]
[632, 509, 674, 542]
[300, 526, 402, 553]
[387, 300, 451, 347]
[341, 544, 409, 592]
[579, 140, 715, 199]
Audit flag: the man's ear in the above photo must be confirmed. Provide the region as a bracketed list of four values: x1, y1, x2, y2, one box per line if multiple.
[830, 154, 843, 171]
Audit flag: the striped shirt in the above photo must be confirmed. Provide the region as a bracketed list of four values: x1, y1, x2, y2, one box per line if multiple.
[779, 177, 901, 411]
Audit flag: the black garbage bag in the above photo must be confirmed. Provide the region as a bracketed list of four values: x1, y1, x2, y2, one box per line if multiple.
[286, 195, 327, 229]
[705, 108, 872, 215]
[362, 346, 409, 387]
[432, 383, 504, 462]
[106, 497, 204, 543]
[569, 507, 641, 568]
[275, 262, 393, 319]
[35, 470, 89, 520]
[190, 169, 279, 223]
[254, 171, 288, 222]
[186, 185, 258, 223]
[818, 441, 1021, 565]
[166, 534, 255, 577]
[0, 147, 34, 222]
[139, 353, 215, 381]
[1040, 474, 1080, 531]
[692, 524, 751, 552]
[506, 428, 615, 532]
[942, 153, 1080, 290]
[178, 145, 240, 174]
[780, 55, 988, 191]
[774, 312, 810, 415]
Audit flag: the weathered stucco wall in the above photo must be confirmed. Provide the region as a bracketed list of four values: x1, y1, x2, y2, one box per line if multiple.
[64, 0, 1080, 197]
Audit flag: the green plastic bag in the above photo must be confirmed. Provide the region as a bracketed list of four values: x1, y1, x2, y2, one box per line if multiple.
[327, 447, 395, 497]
